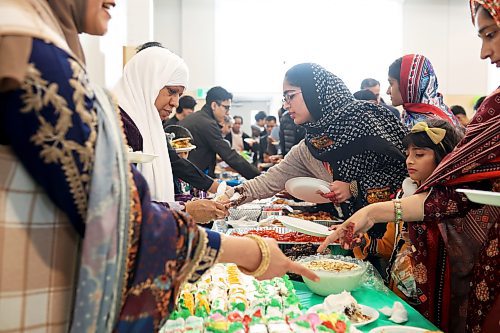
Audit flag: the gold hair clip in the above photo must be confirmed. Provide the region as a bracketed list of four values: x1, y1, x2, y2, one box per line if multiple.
[410, 122, 446, 150]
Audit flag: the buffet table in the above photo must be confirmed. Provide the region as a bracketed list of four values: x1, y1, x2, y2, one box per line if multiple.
[293, 282, 439, 332]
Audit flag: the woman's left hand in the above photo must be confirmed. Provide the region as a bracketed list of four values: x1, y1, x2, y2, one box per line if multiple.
[319, 180, 352, 203]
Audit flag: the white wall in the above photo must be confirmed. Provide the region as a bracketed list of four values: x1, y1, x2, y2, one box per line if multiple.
[402, 0, 490, 95]
[81, 0, 498, 101]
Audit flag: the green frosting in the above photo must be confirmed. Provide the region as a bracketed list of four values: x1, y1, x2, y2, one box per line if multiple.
[194, 306, 208, 318]
[169, 311, 180, 320]
[179, 308, 192, 319]
[228, 322, 245, 333]
[230, 302, 246, 312]
[269, 298, 282, 308]
[285, 294, 299, 305]
[295, 320, 311, 328]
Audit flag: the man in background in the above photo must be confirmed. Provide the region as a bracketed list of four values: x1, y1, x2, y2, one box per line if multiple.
[451, 105, 470, 126]
[265, 115, 278, 156]
[354, 88, 400, 119]
[180, 86, 260, 179]
[254, 111, 268, 162]
[473, 96, 486, 114]
[279, 106, 306, 156]
[164, 95, 197, 127]
[360, 78, 400, 118]
[225, 115, 251, 152]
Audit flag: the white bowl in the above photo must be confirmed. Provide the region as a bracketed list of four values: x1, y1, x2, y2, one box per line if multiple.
[299, 255, 367, 296]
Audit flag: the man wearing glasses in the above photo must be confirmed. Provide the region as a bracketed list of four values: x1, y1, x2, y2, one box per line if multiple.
[180, 86, 260, 180]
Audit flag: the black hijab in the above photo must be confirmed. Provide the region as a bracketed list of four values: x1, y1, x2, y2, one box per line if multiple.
[286, 63, 408, 220]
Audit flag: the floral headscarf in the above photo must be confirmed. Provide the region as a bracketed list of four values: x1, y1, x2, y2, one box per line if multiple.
[399, 54, 461, 128]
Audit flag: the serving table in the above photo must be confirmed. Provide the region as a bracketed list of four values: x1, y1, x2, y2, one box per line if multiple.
[293, 281, 439, 332]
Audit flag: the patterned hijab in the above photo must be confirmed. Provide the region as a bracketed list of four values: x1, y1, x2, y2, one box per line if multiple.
[470, 0, 500, 26]
[290, 63, 407, 165]
[289, 63, 407, 218]
[399, 54, 461, 128]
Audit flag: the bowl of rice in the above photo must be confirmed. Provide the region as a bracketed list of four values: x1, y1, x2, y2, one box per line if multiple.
[298, 255, 367, 296]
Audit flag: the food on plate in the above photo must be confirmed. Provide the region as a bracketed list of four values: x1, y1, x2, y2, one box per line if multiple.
[231, 229, 326, 243]
[312, 291, 372, 324]
[273, 198, 288, 205]
[171, 137, 193, 149]
[272, 198, 315, 207]
[288, 211, 333, 221]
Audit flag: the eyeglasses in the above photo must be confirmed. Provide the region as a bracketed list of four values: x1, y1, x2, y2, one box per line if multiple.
[217, 102, 231, 112]
[282, 90, 302, 103]
[165, 87, 183, 97]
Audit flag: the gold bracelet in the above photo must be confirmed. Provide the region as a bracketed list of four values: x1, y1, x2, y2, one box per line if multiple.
[393, 199, 403, 223]
[349, 180, 359, 198]
[238, 235, 271, 278]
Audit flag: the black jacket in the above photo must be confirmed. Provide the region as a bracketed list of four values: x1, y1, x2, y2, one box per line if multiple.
[163, 114, 180, 129]
[224, 131, 251, 151]
[120, 108, 214, 191]
[179, 106, 260, 179]
[279, 111, 306, 155]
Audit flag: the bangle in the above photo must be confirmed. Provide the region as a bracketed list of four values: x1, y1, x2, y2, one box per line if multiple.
[393, 199, 403, 223]
[238, 235, 271, 278]
[349, 180, 359, 198]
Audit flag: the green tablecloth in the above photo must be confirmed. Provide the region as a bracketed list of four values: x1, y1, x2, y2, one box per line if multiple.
[293, 281, 439, 332]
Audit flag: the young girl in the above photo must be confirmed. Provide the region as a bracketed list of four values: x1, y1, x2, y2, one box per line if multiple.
[353, 119, 463, 311]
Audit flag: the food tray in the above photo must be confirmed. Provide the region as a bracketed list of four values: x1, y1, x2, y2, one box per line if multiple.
[226, 226, 325, 245]
[228, 207, 262, 221]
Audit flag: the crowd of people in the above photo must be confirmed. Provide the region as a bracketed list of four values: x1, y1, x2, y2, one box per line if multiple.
[0, 0, 498, 333]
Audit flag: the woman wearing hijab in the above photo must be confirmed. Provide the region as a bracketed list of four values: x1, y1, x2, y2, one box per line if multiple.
[320, 3, 499, 331]
[113, 46, 226, 222]
[387, 54, 462, 129]
[231, 63, 408, 274]
[0, 1, 318, 332]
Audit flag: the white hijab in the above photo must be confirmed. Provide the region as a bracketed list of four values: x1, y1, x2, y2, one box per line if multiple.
[113, 47, 188, 203]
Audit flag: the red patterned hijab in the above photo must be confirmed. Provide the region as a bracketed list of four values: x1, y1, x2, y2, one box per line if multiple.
[470, 0, 500, 27]
[399, 54, 461, 128]
[419, 88, 500, 190]
[418, 1, 500, 191]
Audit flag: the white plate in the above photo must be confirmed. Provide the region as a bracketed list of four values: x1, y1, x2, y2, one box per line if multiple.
[175, 145, 197, 153]
[274, 216, 331, 237]
[369, 326, 428, 333]
[285, 177, 331, 204]
[244, 138, 256, 144]
[456, 189, 500, 207]
[308, 304, 379, 327]
[127, 152, 158, 163]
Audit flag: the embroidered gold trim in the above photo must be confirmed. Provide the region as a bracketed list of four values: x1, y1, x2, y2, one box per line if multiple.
[20, 61, 97, 219]
[182, 227, 209, 284]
